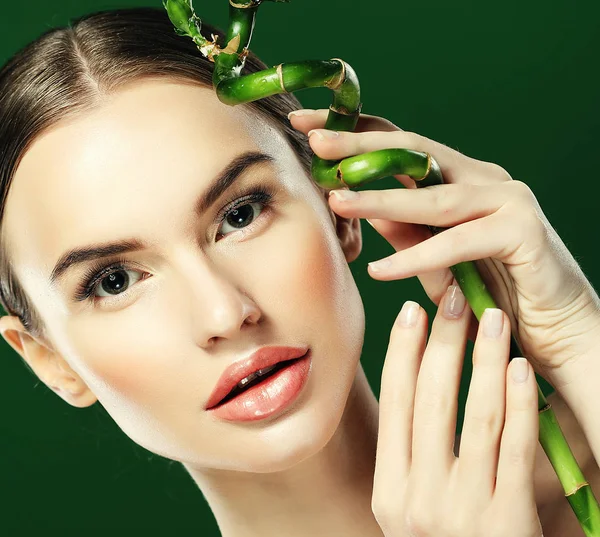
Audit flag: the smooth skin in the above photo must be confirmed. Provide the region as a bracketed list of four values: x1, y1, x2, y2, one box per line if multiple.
[374, 286, 542, 536]
[289, 108, 600, 385]
[0, 83, 594, 536]
[290, 108, 600, 535]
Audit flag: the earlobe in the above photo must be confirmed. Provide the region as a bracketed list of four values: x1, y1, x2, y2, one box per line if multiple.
[0, 315, 98, 408]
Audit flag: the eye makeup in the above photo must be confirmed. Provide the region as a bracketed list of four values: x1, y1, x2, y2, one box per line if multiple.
[71, 181, 278, 305]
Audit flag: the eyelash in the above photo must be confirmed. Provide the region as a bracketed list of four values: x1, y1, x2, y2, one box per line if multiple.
[72, 184, 277, 304]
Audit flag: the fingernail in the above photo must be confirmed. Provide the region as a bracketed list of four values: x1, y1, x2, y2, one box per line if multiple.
[330, 189, 360, 202]
[511, 357, 529, 383]
[398, 300, 420, 328]
[368, 258, 392, 272]
[365, 219, 375, 228]
[308, 129, 339, 141]
[287, 109, 317, 119]
[482, 308, 503, 338]
[443, 284, 466, 319]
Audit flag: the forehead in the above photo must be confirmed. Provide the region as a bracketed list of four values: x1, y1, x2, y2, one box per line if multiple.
[1, 79, 286, 299]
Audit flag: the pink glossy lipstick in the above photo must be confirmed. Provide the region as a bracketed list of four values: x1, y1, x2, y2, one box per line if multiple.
[205, 346, 311, 422]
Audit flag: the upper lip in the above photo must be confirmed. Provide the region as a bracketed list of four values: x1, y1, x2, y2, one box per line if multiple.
[204, 345, 309, 410]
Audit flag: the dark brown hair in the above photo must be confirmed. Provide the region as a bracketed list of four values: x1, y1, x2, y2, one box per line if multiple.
[0, 6, 317, 340]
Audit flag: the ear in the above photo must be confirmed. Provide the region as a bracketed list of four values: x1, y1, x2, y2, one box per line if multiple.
[323, 190, 362, 263]
[0, 315, 98, 408]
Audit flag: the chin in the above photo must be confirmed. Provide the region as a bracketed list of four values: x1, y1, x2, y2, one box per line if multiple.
[219, 357, 362, 474]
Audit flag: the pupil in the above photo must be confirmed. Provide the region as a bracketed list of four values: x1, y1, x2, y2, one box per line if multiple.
[101, 271, 129, 295]
[227, 204, 254, 229]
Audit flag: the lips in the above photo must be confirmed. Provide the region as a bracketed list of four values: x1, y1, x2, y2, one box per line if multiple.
[204, 346, 309, 410]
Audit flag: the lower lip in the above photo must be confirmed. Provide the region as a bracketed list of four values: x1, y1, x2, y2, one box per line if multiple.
[207, 350, 312, 422]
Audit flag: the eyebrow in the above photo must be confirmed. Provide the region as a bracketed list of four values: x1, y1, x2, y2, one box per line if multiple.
[49, 150, 275, 286]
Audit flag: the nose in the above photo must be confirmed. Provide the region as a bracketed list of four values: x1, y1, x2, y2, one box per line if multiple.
[187, 260, 262, 347]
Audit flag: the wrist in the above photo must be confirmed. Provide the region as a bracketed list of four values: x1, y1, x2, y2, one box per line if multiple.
[544, 311, 600, 467]
[547, 316, 600, 390]
[544, 286, 600, 390]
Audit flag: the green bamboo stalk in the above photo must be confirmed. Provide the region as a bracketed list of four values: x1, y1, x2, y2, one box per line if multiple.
[163, 0, 600, 533]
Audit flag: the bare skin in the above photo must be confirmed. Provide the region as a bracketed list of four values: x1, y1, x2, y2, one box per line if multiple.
[0, 79, 596, 536]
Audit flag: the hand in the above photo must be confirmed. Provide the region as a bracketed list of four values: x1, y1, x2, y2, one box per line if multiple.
[289, 109, 600, 384]
[371, 283, 542, 537]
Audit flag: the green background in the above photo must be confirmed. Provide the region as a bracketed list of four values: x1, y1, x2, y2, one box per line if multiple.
[1, 0, 599, 534]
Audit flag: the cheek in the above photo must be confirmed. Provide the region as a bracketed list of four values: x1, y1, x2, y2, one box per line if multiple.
[63, 324, 195, 456]
[256, 211, 346, 327]
[64, 316, 182, 409]
[256, 206, 364, 359]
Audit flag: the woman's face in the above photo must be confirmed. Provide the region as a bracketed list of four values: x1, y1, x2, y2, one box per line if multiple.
[1, 79, 365, 472]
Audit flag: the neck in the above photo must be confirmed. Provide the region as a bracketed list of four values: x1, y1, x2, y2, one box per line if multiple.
[184, 364, 384, 537]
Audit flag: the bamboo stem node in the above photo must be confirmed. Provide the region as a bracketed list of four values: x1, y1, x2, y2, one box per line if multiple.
[276, 63, 287, 92]
[325, 58, 346, 90]
[413, 153, 432, 182]
[568, 482, 591, 496]
[162, 1, 600, 533]
[229, 0, 260, 8]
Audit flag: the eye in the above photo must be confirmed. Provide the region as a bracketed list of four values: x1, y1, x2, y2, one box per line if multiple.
[218, 200, 265, 237]
[216, 186, 275, 238]
[93, 268, 145, 298]
[72, 185, 277, 305]
[73, 259, 147, 303]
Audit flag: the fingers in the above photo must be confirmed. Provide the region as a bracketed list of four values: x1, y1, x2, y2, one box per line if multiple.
[329, 182, 508, 227]
[289, 108, 417, 189]
[411, 283, 472, 483]
[289, 108, 512, 185]
[309, 128, 466, 178]
[365, 216, 455, 300]
[288, 108, 402, 134]
[364, 211, 521, 281]
[374, 299, 428, 495]
[456, 308, 512, 504]
[494, 356, 539, 501]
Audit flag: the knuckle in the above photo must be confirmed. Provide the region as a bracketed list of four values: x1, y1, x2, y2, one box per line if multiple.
[371, 494, 403, 534]
[379, 386, 413, 419]
[467, 409, 503, 438]
[377, 116, 401, 131]
[507, 444, 528, 467]
[405, 502, 437, 537]
[509, 203, 546, 243]
[370, 492, 389, 520]
[508, 179, 535, 202]
[427, 184, 456, 216]
[402, 130, 422, 144]
[401, 130, 431, 152]
[373, 188, 391, 209]
[487, 162, 513, 181]
[445, 225, 468, 252]
[429, 323, 459, 349]
[488, 522, 511, 537]
[416, 379, 454, 414]
[446, 507, 478, 537]
[504, 439, 535, 468]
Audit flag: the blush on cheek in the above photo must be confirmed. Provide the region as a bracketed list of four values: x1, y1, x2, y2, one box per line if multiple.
[259, 213, 350, 332]
[66, 321, 175, 406]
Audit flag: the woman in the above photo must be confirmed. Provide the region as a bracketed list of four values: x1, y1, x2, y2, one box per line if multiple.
[0, 6, 598, 536]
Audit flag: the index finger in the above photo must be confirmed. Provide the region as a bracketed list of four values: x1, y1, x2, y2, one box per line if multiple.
[289, 109, 510, 186]
[288, 108, 402, 134]
[290, 108, 418, 190]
